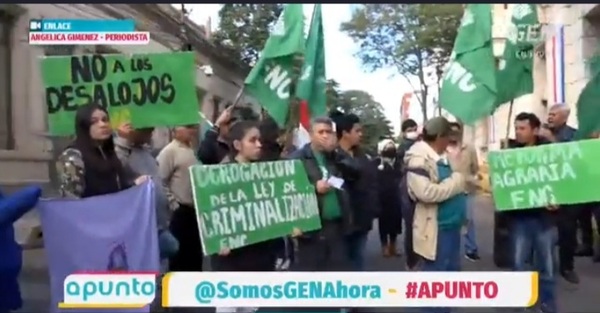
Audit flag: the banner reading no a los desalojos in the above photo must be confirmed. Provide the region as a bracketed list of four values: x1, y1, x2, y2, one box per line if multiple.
[190, 160, 322, 255]
[41, 51, 199, 136]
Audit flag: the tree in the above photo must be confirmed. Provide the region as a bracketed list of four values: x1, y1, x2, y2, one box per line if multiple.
[212, 4, 284, 66]
[340, 4, 463, 121]
[338, 90, 394, 150]
[325, 79, 341, 110]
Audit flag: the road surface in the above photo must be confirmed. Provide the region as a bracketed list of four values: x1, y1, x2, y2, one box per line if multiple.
[14, 195, 600, 312]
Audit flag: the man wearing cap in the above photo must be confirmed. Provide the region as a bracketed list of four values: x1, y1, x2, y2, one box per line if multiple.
[446, 122, 481, 261]
[404, 117, 466, 278]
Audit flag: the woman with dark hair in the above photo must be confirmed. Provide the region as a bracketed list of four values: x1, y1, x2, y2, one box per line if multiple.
[56, 104, 147, 198]
[258, 116, 283, 161]
[215, 121, 298, 313]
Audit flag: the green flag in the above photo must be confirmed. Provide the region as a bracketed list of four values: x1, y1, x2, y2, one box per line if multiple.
[296, 4, 327, 118]
[244, 4, 305, 127]
[439, 4, 497, 125]
[495, 4, 538, 105]
[575, 55, 600, 139]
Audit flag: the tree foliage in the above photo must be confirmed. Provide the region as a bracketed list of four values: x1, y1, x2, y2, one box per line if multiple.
[340, 4, 463, 121]
[335, 90, 394, 150]
[212, 4, 284, 66]
[325, 79, 341, 110]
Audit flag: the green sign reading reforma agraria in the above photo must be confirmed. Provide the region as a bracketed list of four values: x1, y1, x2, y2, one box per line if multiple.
[190, 160, 321, 255]
[41, 52, 199, 135]
[488, 139, 600, 211]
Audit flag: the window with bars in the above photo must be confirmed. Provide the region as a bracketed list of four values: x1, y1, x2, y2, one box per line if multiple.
[0, 11, 13, 150]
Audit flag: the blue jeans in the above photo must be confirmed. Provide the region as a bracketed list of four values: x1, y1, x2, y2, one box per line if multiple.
[464, 197, 478, 254]
[344, 232, 368, 271]
[511, 218, 556, 312]
[421, 228, 461, 313]
[159, 229, 179, 260]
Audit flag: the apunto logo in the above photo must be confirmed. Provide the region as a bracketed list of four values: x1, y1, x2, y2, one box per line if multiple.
[59, 273, 156, 309]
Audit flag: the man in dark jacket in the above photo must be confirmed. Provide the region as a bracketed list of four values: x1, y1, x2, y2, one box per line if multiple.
[198, 106, 232, 165]
[397, 119, 419, 161]
[198, 105, 262, 164]
[539, 104, 579, 284]
[333, 113, 379, 271]
[288, 116, 361, 272]
[507, 112, 557, 313]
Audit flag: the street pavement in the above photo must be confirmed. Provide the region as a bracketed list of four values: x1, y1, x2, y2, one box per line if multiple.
[14, 195, 600, 312]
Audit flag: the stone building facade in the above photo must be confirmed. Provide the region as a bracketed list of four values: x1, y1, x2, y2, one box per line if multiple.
[0, 4, 255, 191]
[468, 4, 600, 155]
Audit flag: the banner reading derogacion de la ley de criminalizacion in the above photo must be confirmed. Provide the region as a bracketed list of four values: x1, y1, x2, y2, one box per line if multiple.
[190, 160, 322, 255]
[41, 52, 199, 136]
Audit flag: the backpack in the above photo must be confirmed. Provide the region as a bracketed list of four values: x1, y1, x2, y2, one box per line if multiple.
[399, 167, 430, 217]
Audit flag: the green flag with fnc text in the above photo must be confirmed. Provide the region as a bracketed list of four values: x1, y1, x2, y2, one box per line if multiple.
[296, 4, 327, 118]
[495, 4, 538, 105]
[439, 4, 497, 125]
[244, 4, 305, 127]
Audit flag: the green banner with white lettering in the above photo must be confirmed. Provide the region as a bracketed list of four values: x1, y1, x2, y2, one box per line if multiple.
[190, 160, 322, 255]
[488, 139, 600, 211]
[243, 4, 305, 127]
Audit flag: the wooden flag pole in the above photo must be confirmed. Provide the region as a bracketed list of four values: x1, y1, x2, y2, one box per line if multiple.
[501, 100, 515, 149]
[231, 86, 246, 108]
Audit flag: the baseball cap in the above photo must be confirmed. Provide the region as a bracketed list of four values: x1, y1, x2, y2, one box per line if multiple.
[423, 117, 452, 137]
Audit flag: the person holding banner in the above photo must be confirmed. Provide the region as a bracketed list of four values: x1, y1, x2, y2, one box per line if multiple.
[214, 121, 294, 313]
[157, 124, 202, 272]
[259, 117, 295, 269]
[0, 185, 42, 313]
[507, 112, 557, 313]
[539, 104, 579, 284]
[56, 104, 149, 199]
[215, 120, 290, 271]
[115, 125, 179, 260]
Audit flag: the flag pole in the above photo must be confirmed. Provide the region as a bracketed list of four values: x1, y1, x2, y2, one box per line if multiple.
[502, 100, 514, 149]
[231, 85, 246, 107]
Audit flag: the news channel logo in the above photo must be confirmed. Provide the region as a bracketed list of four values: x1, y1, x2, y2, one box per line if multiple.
[29, 20, 42, 31]
[58, 273, 156, 309]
